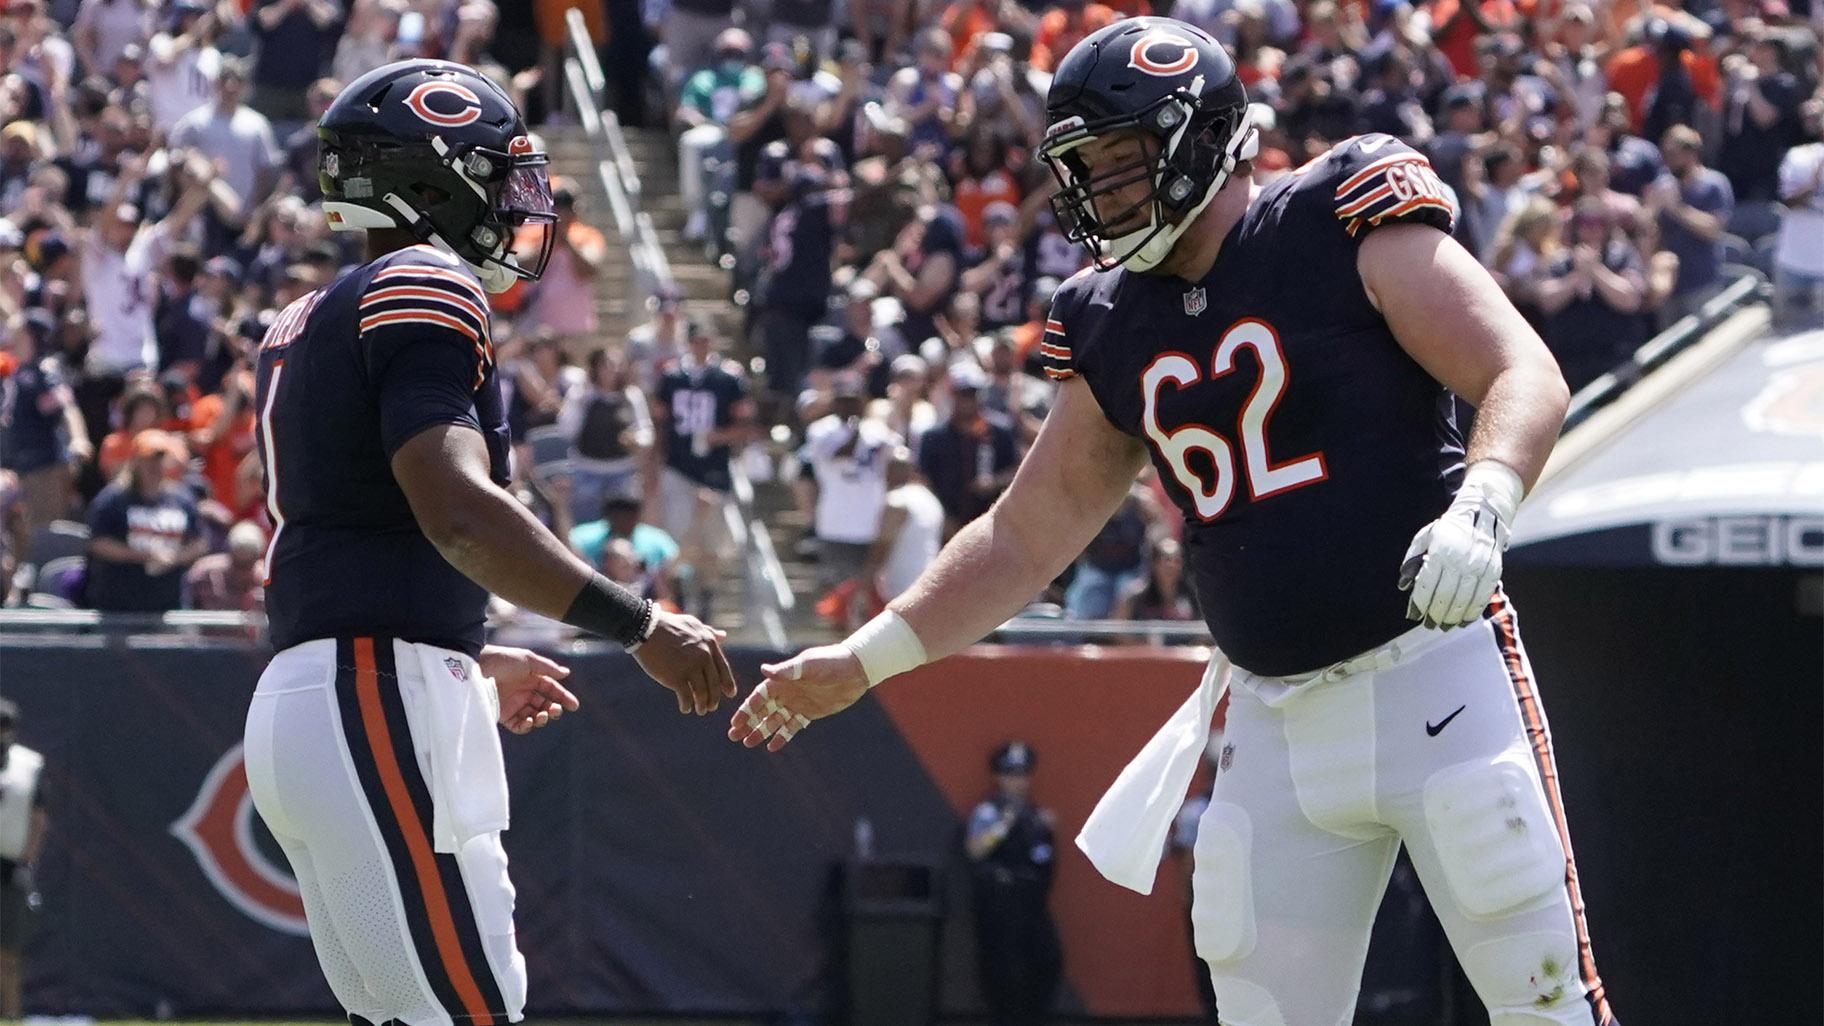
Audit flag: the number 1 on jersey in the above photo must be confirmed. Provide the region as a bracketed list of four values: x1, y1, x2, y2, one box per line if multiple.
[1142, 318, 1327, 520]
[259, 360, 285, 585]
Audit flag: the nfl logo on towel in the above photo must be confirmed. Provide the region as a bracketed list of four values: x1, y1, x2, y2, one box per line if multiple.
[1183, 287, 1206, 316]
[444, 657, 468, 681]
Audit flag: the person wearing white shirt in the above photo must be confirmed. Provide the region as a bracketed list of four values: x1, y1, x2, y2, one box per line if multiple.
[1773, 103, 1824, 328]
[79, 201, 163, 373]
[168, 57, 279, 207]
[72, 0, 153, 76]
[867, 448, 945, 602]
[144, 0, 222, 136]
[797, 381, 902, 595]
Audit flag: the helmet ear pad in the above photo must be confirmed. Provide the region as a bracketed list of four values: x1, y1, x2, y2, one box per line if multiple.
[1156, 109, 1246, 218]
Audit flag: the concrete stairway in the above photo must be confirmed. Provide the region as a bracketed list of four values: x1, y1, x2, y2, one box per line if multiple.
[539, 124, 830, 641]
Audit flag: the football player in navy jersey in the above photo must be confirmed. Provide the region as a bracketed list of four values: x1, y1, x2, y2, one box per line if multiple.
[241, 61, 734, 1026]
[732, 18, 1620, 1026]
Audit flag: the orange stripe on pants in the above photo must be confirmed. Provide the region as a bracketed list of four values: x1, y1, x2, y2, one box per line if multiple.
[1489, 599, 1615, 1026]
[352, 637, 497, 1025]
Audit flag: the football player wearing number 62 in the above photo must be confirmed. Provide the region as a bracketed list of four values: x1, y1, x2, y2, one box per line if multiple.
[730, 16, 1621, 1026]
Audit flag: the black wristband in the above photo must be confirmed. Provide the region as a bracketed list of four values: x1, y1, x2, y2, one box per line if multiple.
[561, 572, 651, 649]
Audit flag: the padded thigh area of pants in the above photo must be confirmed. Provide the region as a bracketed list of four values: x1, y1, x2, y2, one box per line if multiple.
[1191, 801, 1256, 964]
[1422, 754, 1566, 919]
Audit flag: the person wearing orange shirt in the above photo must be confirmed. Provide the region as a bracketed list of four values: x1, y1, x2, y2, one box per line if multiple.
[97, 385, 167, 480]
[1604, 18, 1719, 136]
[940, 0, 1000, 69]
[951, 135, 1023, 252]
[188, 367, 259, 517]
[1427, 0, 1520, 79]
[1032, 0, 1117, 73]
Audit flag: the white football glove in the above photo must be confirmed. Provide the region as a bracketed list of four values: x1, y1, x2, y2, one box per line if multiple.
[1398, 461, 1525, 630]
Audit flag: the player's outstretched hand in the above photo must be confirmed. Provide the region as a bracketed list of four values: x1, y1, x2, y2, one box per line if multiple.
[479, 645, 581, 735]
[634, 609, 737, 716]
[726, 645, 869, 753]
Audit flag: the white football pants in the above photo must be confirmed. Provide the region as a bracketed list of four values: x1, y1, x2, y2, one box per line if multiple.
[244, 637, 527, 1026]
[1193, 595, 1616, 1026]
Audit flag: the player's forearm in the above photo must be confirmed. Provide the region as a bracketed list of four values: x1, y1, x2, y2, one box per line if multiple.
[1463, 359, 1569, 490]
[889, 499, 1083, 663]
[427, 483, 599, 620]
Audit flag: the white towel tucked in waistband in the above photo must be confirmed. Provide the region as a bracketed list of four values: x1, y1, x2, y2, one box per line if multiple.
[408, 643, 510, 853]
[1075, 652, 1230, 895]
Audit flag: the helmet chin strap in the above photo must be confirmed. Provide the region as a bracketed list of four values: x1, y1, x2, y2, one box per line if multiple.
[1109, 107, 1260, 273]
[380, 192, 518, 293]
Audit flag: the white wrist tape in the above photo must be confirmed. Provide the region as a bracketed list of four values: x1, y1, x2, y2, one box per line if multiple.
[1458, 460, 1525, 528]
[842, 610, 928, 688]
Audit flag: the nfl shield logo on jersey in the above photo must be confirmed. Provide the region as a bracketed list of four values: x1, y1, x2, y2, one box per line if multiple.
[444, 657, 468, 681]
[1183, 287, 1207, 316]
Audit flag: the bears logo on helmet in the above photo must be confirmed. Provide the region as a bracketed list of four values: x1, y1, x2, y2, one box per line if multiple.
[1127, 30, 1200, 77]
[1039, 17, 1255, 272]
[403, 80, 484, 128]
[318, 60, 557, 292]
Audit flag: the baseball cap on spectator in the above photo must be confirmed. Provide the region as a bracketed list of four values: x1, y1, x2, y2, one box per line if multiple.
[890, 354, 928, 380]
[552, 178, 578, 209]
[1, 120, 38, 150]
[948, 361, 989, 393]
[983, 201, 1018, 228]
[218, 55, 251, 82]
[713, 27, 753, 61]
[991, 740, 1035, 775]
[203, 255, 242, 280]
[1442, 83, 1485, 110]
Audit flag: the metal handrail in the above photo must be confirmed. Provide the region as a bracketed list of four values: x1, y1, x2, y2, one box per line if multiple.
[560, 7, 794, 645]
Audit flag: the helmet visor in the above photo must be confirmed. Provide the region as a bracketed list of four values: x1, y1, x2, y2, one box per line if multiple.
[500, 154, 556, 223]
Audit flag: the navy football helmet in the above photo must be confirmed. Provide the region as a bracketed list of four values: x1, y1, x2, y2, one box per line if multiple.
[1038, 18, 1257, 271]
[318, 60, 555, 292]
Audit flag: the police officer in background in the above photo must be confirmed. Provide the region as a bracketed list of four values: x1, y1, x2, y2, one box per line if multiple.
[0, 697, 48, 1021]
[965, 741, 1062, 1026]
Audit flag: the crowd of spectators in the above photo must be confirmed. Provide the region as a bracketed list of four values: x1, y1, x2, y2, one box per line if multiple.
[0, 0, 1818, 632]
[652, 0, 1820, 631]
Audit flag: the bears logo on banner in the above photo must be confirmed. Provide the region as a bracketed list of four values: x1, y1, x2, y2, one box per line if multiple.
[170, 745, 309, 936]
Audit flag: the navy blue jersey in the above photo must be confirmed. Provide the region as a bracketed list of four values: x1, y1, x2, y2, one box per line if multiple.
[1043, 135, 1465, 675]
[655, 358, 750, 490]
[253, 245, 510, 657]
[760, 189, 838, 312]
